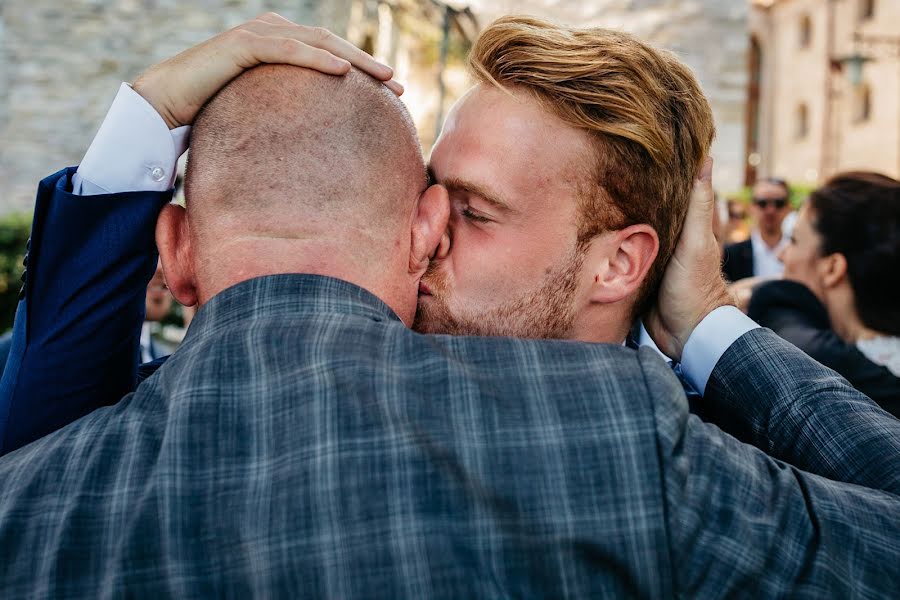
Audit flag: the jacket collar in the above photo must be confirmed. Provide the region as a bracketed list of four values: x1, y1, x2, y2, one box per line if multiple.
[183, 274, 401, 344]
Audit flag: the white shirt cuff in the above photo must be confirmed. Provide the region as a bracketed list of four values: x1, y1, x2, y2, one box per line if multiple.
[73, 83, 191, 195]
[680, 306, 759, 395]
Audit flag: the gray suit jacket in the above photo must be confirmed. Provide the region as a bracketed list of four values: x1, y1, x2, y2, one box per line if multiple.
[1, 275, 898, 599]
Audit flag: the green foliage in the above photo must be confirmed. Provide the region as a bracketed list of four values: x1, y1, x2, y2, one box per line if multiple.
[0, 212, 32, 333]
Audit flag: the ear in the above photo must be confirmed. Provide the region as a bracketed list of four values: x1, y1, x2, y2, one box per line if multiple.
[585, 224, 659, 304]
[409, 184, 450, 277]
[820, 252, 848, 289]
[156, 203, 199, 307]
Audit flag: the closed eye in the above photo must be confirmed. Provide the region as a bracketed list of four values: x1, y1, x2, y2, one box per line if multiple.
[461, 207, 492, 223]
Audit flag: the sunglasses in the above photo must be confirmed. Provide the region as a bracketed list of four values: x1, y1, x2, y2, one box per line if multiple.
[752, 197, 788, 210]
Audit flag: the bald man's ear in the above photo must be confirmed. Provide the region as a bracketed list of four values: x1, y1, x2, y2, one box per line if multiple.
[156, 203, 199, 307]
[585, 224, 659, 305]
[409, 184, 450, 277]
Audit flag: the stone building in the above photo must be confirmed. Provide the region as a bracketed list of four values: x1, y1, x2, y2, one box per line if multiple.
[749, 0, 900, 185]
[1, 0, 748, 212]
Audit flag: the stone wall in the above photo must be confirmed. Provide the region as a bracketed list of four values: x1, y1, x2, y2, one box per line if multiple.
[0, 0, 352, 212]
[0, 0, 748, 212]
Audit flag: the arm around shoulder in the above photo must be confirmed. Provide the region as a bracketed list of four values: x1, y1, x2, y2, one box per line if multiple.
[703, 326, 900, 495]
[639, 347, 900, 597]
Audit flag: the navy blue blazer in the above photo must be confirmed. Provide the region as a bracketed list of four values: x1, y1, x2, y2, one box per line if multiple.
[0, 168, 170, 454]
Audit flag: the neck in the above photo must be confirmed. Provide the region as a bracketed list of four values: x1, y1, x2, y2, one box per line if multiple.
[757, 228, 783, 249]
[827, 293, 881, 344]
[568, 303, 632, 345]
[193, 236, 416, 324]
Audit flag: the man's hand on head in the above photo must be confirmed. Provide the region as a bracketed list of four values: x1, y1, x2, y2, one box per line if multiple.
[132, 12, 402, 130]
[644, 158, 734, 361]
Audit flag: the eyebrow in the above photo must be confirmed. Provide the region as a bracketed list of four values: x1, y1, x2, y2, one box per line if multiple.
[428, 168, 517, 215]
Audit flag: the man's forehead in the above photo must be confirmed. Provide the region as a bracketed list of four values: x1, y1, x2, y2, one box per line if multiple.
[432, 85, 592, 212]
[753, 181, 789, 197]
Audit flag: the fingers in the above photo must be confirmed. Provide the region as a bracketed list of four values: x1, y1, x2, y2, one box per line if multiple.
[243, 34, 352, 75]
[240, 16, 394, 81]
[687, 157, 716, 229]
[384, 79, 405, 96]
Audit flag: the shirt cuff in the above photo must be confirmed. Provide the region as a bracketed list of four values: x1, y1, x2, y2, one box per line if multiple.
[74, 83, 191, 195]
[680, 306, 760, 395]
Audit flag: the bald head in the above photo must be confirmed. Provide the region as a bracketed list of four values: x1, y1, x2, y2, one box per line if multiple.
[184, 65, 426, 247]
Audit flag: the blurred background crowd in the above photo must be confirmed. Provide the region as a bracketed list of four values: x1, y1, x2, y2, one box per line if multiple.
[0, 0, 898, 401]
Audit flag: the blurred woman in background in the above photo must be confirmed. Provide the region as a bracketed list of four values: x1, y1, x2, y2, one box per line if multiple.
[748, 172, 900, 415]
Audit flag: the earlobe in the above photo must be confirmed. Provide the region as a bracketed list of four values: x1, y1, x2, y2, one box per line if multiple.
[156, 203, 199, 307]
[587, 225, 659, 304]
[409, 184, 450, 277]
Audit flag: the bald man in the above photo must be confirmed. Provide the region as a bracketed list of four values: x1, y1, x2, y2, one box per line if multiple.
[2, 24, 900, 597]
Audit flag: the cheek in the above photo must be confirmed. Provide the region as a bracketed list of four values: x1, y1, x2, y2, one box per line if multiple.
[781, 246, 799, 270]
[444, 229, 538, 302]
[784, 245, 818, 284]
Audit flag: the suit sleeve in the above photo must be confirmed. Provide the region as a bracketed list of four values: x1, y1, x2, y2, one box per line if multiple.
[701, 327, 900, 495]
[641, 352, 900, 597]
[0, 168, 171, 455]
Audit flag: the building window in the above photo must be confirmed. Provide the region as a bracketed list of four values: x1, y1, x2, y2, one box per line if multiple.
[796, 103, 809, 139]
[858, 0, 876, 21]
[854, 84, 873, 123]
[799, 15, 812, 49]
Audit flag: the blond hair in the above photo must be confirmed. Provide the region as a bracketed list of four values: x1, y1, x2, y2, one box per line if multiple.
[469, 15, 715, 313]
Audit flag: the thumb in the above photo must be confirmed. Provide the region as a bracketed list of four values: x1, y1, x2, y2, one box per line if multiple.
[684, 157, 716, 236]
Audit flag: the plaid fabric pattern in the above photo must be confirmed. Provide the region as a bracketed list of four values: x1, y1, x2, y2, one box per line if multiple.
[0, 274, 897, 599]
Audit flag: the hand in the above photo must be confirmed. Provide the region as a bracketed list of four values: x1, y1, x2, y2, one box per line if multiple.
[728, 276, 774, 314]
[644, 158, 734, 360]
[132, 12, 402, 130]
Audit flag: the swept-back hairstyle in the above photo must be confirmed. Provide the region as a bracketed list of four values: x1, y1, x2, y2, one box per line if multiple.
[469, 15, 716, 313]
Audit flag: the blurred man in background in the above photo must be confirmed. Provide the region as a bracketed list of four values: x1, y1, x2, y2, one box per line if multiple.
[722, 177, 792, 282]
[141, 261, 174, 363]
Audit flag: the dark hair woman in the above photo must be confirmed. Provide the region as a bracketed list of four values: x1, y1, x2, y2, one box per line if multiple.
[749, 171, 900, 415]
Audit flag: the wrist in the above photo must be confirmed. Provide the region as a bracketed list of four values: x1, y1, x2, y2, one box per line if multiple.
[132, 77, 181, 130]
[674, 286, 734, 360]
[680, 305, 759, 395]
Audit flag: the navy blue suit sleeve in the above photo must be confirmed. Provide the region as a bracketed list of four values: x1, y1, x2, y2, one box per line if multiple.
[0, 168, 171, 455]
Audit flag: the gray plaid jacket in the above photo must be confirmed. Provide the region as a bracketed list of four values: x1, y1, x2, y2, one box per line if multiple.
[1, 275, 898, 599]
